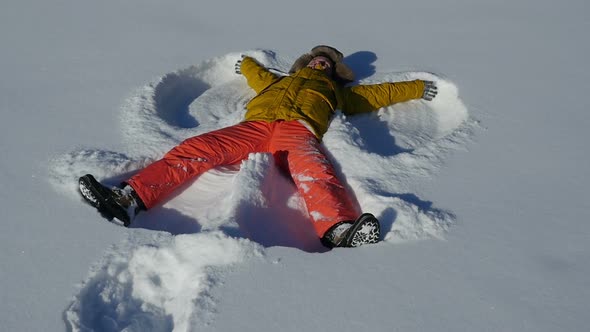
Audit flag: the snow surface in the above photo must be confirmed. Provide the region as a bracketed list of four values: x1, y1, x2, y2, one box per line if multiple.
[1, 0, 589, 331]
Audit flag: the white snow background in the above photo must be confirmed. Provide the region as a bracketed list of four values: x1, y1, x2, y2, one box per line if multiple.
[1, 0, 589, 331]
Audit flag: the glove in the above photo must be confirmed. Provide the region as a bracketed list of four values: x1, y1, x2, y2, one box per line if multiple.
[421, 80, 438, 101]
[235, 55, 246, 75]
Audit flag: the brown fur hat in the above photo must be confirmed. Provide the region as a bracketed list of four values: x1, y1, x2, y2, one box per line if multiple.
[289, 45, 355, 84]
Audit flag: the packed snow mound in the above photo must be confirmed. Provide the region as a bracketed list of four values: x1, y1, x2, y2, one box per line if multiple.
[49, 50, 474, 331]
[64, 231, 262, 332]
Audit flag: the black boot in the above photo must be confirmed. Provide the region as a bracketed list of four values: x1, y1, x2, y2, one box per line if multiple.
[321, 213, 381, 248]
[79, 174, 144, 227]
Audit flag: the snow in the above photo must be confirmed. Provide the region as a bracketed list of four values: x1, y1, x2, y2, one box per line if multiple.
[1, 0, 589, 331]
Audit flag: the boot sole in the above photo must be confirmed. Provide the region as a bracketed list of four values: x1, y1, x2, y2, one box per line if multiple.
[343, 213, 381, 247]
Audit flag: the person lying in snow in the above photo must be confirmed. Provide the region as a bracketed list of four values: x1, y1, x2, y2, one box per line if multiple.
[79, 45, 438, 248]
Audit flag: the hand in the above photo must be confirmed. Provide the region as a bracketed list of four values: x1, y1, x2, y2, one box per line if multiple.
[422, 80, 438, 101]
[235, 55, 246, 75]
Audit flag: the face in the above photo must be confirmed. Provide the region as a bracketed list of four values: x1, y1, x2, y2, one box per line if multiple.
[307, 56, 333, 74]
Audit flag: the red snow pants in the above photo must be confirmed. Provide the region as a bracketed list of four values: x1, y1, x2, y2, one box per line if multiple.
[126, 120, 359, 237]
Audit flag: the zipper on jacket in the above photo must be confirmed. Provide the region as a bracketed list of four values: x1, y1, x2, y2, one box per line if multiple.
[271, 74, 298, 114]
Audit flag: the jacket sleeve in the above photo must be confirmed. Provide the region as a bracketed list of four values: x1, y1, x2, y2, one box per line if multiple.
[240, 56, 280, 93]
[339, 80, 425, 115]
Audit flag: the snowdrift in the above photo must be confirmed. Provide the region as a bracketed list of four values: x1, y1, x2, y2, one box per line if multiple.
[48, 50, 473, 331]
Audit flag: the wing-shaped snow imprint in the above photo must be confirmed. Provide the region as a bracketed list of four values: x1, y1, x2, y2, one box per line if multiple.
[50, 50, 475, 331]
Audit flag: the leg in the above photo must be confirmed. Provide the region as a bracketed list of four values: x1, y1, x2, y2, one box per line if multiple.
[271, 121, 359, 237]
[127, 121, 271, 208]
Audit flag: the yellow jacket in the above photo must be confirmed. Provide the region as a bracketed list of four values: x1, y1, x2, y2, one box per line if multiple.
[240, 56, 425, 139]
